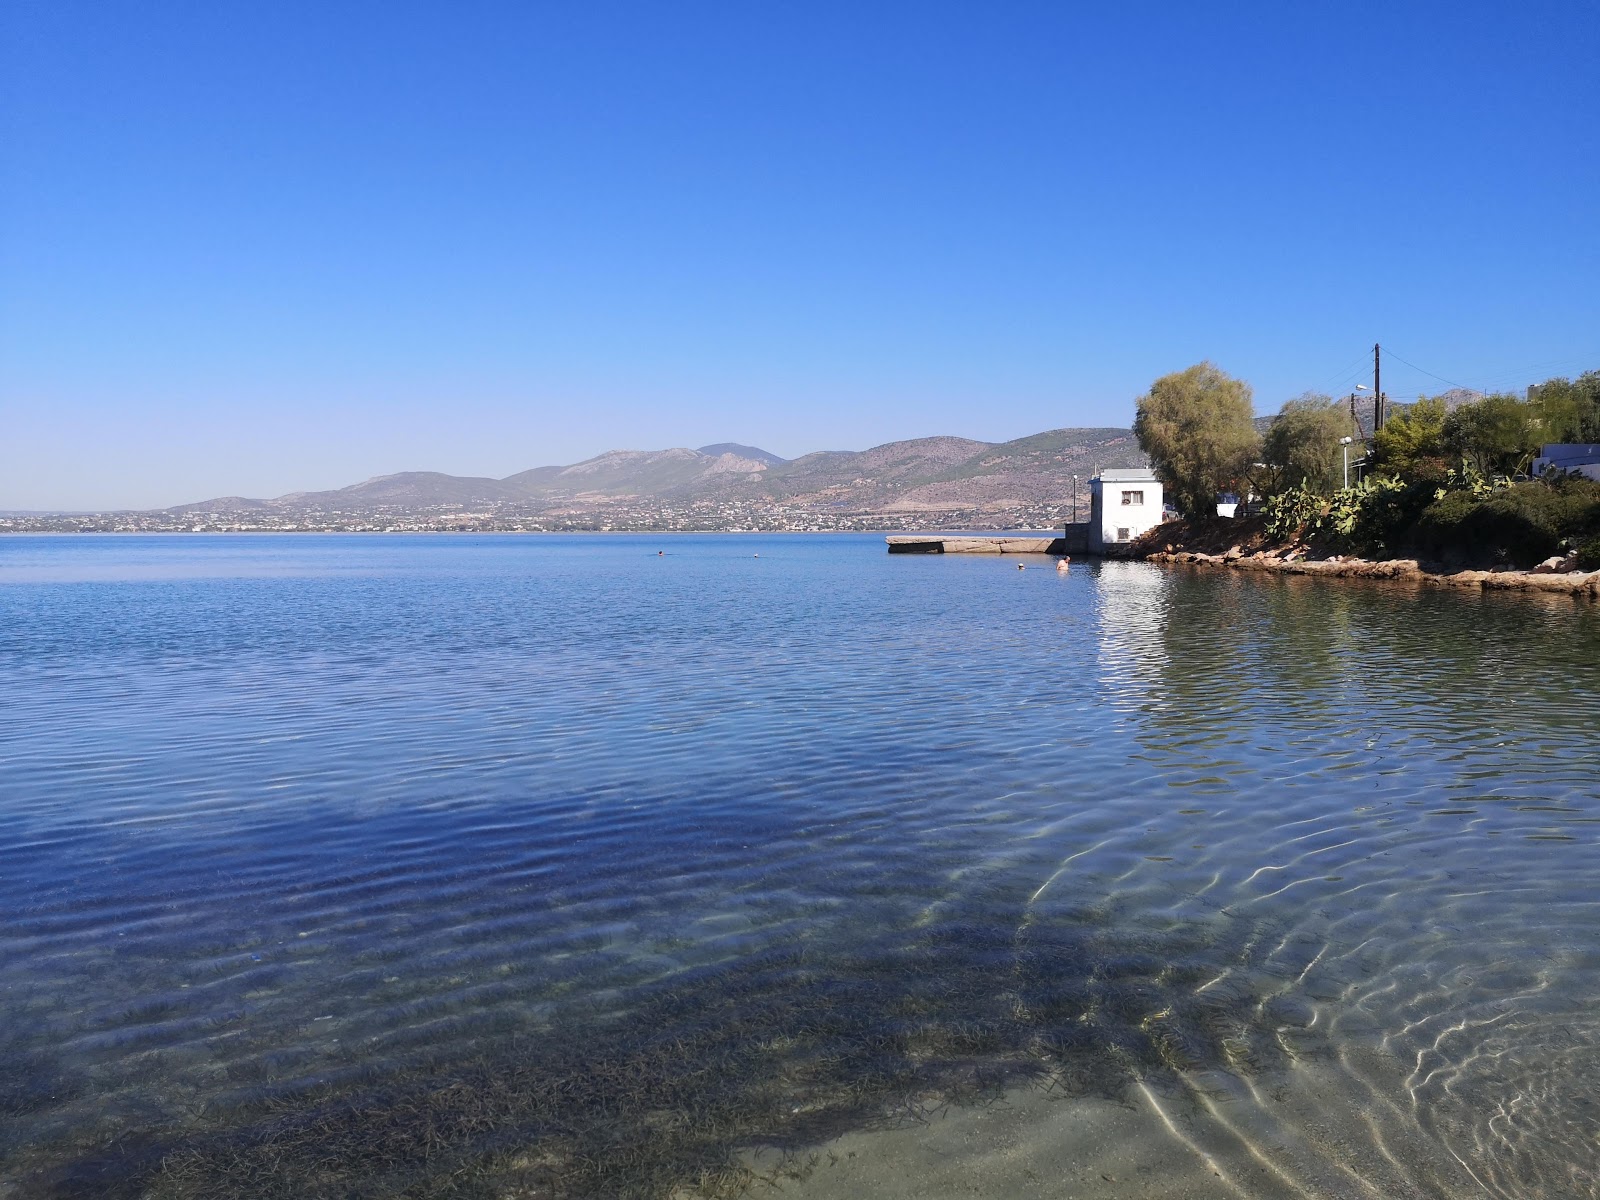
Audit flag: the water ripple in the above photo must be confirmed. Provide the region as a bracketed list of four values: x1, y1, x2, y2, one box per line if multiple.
[1, 535, 1597, 1198]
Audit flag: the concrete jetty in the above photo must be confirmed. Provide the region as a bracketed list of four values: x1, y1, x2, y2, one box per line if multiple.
[886, 535, 1071, 555]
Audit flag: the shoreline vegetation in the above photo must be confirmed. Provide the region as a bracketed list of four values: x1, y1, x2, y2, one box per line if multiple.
[1128, 361, 1600, 598]
[1134, 514, 1600, 598]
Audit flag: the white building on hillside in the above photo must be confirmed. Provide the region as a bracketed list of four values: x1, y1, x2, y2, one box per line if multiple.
[1088, 468, 1163, 552]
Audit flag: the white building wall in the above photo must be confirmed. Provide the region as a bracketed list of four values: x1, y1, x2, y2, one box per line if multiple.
[1533, 444, 1600, 481]
[1088, 470, 1163, 551]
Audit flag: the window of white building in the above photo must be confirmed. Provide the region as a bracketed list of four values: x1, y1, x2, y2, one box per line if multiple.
[1121, 490, 1143, 505]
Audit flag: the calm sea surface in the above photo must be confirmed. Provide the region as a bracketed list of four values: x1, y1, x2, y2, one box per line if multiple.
[2, 533, 1598, 1200]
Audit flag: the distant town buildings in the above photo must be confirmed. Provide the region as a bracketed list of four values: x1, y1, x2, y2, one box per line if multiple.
[0, 498, 1085, 535]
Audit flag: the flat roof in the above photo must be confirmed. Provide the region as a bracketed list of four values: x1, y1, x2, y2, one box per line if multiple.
[1094, 468, 1157, 481]
[1540, 444, 1600, 462]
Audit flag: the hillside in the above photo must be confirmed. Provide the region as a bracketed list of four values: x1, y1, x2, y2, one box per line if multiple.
[158, 426, 1149, 528]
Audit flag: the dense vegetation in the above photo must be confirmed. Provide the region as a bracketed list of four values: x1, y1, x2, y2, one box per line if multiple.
[1135, 364, 1600, 568]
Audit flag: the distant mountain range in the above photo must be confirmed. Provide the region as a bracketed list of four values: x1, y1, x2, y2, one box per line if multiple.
[11, 397, 1515, 531]
[169, 428, 1148, 519]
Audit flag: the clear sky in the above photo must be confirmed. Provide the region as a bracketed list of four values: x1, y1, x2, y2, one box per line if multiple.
[3, 0, 1597, 510]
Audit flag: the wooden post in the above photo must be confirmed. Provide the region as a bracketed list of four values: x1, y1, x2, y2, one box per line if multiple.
[1374, 343, 1383, 432]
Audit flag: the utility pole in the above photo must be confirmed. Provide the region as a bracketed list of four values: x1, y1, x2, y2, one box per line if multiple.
[1373, 343, 1382, 433]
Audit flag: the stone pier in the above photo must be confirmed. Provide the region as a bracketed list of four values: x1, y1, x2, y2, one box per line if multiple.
[885, 535, 1071, 555]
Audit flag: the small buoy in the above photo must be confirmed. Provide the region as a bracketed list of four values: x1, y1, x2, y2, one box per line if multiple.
[1017, 563, 1026, 570]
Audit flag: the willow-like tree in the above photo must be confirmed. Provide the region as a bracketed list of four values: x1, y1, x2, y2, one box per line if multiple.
[1133, 362, 1260, 518]
[1261, 393, 1358, 494]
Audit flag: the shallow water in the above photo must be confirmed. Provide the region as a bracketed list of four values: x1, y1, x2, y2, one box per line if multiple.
[1, 533, 1597, 1199]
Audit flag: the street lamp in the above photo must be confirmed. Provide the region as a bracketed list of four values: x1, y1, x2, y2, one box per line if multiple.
[1340, 436, 1354, 488]
[1348, 384, 1371, 436]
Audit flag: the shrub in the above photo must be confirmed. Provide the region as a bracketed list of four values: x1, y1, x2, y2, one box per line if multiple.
[1575, 535, 1600, 572]
[1263, 471, 1600, 564]
[1545, 473, 1600, 527]
[1468, 491, 1564, 565]
[1412, 478, 1600, 567]
[1338, 476, 1434, 558]
[1413, 490, 1544, 566]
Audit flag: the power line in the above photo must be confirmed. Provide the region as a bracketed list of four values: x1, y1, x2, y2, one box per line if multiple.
[1328, 365, 1371, 392]
[1378, 347, 1483, 395]
[1464, 356, 1600, 391]
[1380, 347, 1599, 398]
[1496, 354, 1600, 377]
[1316, 352, 1375, 392]
[1292, 348, 1596, 410]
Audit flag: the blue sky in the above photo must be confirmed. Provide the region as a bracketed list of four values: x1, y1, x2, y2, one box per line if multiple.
[3, 1, 1597, 509]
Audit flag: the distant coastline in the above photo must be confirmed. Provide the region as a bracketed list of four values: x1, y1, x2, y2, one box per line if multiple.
[0, 527, 1067, 538]
[0, 426, 1145, 535]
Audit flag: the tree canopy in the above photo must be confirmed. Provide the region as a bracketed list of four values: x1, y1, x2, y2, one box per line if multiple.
[1442, 394, 1542, 477]
[1260, 393, 1358, 495]
[1133, 363, 1259, 518]
[1368, 395, 1448, 481]
[1529, 371, 1600, 443]
[1365, 374, 1599, 487]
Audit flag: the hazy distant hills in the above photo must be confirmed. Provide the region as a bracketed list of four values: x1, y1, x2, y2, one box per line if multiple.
[168, 428, 1147, 519]
[690, 443, 789, 467]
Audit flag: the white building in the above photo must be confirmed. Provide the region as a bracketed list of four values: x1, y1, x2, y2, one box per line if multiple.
[1088, 468, 1163, 552]
[1532, 443, 1600, 482]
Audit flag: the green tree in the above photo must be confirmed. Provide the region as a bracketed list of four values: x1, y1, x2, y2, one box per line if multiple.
[1529, 370, 1600, 443]
[1368, 395, 1448, 481]
[1261, 392, 1358, 495]
[1580, 371, 1600, 441]
[1442, 393, 1542, 477]
[1133, 362, 1260, 518]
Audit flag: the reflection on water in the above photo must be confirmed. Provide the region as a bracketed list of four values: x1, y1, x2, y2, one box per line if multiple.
[1, 535, 1597, 1199]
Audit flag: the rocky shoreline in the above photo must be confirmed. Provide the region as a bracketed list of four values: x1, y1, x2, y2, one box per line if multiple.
[1142, 547, 1600, 597]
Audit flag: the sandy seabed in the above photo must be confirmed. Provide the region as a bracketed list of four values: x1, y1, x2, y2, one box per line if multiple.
[709, 1053, 1514, 1200]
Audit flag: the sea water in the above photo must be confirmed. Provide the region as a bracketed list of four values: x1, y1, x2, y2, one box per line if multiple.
[1, 533, 1597, 1199]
